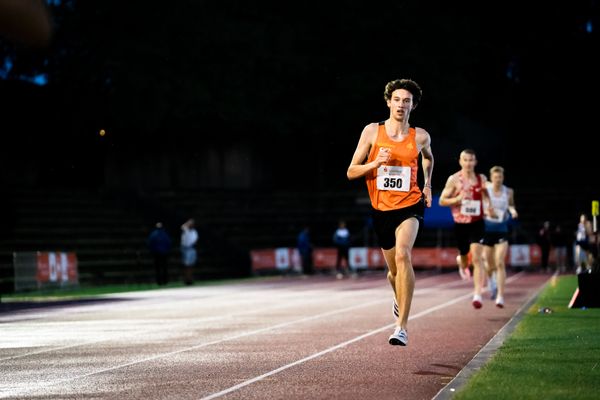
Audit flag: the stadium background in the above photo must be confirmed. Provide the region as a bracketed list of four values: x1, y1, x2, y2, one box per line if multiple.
[1, 2, 599, 287]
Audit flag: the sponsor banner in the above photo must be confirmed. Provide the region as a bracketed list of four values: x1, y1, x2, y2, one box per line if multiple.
[529, 244, 541, 265]
[313, 248, 338, 270]
[349, 247, 368, 269]
[250, 249, 277, 271]
[411, 248, 440, 267]
[368, 248, 385, 269]
[250, 245, 541, 272]
[36, 252, 78, 285]
[509, 244, 531, 267]
[275, 247, 291, 270]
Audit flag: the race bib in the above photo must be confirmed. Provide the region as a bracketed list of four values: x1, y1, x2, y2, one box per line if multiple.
[376, 166, 410, 192]
[488, 209, 505, 222]
[460, 199, 481, 216]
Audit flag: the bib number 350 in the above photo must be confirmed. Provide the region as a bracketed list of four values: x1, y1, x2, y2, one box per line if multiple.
[376, 166, 410, 192]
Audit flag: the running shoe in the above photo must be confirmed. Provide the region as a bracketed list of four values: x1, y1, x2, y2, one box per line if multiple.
[458, 265, 471, 281]
[495, 296, 504, 308]
[388, 327, 408, 346]
[472, 294, 483, 309]
[393, 298, 399, 319]
[456, 255, 471, 281]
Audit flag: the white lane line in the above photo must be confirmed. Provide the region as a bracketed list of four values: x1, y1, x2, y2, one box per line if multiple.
[0, 274, 464, 362]
[199, 292, 474, 400]
[0, 281, 398, 362]
[0, 296, 390, 398]
[0, 273, 517, 398]
[199, 271, 526, 400]
[0, 271, 453, 323]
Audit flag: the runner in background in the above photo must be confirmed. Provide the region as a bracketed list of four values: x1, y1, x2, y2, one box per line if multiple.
[439, 149, 492, 309]
[480, 166, 518, 308]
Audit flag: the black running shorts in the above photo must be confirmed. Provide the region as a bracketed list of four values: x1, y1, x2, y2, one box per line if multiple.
[372, 199, 425, 250]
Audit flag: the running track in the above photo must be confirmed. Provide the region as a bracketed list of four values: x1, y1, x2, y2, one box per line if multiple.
[0, 270, 550, 399]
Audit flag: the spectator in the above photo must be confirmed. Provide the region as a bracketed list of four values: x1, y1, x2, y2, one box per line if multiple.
[537, 221, 552, 273]
[297, 226, 314, 275]
[180, 218, 198, 285]
[575, 213, 593, 273]
[332, 220, 351, 279]
[551, 224, 568, 273]
[147, 222, 172, 285]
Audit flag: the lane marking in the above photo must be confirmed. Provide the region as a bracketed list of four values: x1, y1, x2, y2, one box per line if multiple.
[0, 284, 395, 361]
[0, 296, 392, 398]
[0, 272, 524, 398]
[200, 271, 527, 400]
[0, 274, 463, 361]
[200, 292, 475, 400]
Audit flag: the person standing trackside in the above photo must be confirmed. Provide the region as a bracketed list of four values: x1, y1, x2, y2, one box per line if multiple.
[333, 220, 351, 279]
[575, 213, 593, 273]
[297, 225, 314, 275]
[180, 218, 198, 285]
[147, 222, 172, 286]
[480, 166, 518, 308]
[347, 78, 434, 346]
[439, 149, 491, 309]
[551, 224, 569, 273]
[537, 221, 552, 273]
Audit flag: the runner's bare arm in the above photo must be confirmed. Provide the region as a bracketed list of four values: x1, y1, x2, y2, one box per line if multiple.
[347, 123, 387, 180]
[416, 127, 434, 207]
[481, 174, 496, 218]
[508, 187, 518, 218]
[439, 175, 460, 207]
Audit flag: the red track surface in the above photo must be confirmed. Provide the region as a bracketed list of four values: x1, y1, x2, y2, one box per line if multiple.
[0, 269, 550, 399]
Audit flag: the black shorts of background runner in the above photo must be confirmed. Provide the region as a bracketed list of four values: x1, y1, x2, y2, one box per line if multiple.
[454, 219, 485, 255]
[480, 231, 509, 247]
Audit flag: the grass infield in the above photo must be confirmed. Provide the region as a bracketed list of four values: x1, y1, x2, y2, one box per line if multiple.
[454, 274, 600, 400]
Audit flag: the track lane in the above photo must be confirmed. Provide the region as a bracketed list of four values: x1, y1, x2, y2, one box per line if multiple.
[0, 270, 550, 399]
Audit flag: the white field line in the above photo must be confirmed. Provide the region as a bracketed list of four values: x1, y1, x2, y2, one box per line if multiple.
[0, 273, 463, 362]
[0, 273, 497, 398]
[200, 271, 526, 400]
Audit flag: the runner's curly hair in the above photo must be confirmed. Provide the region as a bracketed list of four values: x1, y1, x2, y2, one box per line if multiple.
[383, 79, 422, 107]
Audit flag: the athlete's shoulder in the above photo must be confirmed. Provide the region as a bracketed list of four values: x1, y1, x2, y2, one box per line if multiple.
[413, 126, 430, 145]
[363, 121, 381, 131]
[361, 122, 380, 137]
[413, 126, 430, 136]
[446, 171, 460, 184]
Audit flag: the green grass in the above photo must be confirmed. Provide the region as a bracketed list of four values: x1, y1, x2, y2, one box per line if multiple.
[453, 275, 600, 400]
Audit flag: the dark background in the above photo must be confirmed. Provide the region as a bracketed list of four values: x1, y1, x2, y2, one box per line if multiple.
[1, 1, 599, 284]
[2, 1, 599, 195]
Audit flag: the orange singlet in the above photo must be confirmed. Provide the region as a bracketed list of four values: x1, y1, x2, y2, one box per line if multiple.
[365, 123, 422, 211]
